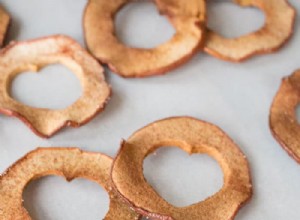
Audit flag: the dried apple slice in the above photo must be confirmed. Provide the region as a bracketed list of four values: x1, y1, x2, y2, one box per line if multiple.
[84, 0, 206, 78]
[0, 35, 111, 138]
[0, 148, 141, 220]
[205, 0, 296, 62]
[111, 117, 252, 220]
[270, 70, 300, 163]
[0, 5, 10, 46]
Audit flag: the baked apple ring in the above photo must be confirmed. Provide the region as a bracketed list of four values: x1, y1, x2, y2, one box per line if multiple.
[205, 0, 295, 62]
[84, 0, 206, 78]
[0, 5, 10, 46]
[0, 35, 111, 138]
[270, 70, 300, 163]
[0, 148, 141, 220]
[111, 117, 252, 220]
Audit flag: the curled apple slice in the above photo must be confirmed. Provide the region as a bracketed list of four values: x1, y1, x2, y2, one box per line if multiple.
[0, 5, 10, 46]
[270, 70, 300, 163]
[205, 0, 296, 62]
[111, 117, 252, 220]
[0, 148, 141, 220]
[84, 0, 206, 78]
[0, 35, 111, 138]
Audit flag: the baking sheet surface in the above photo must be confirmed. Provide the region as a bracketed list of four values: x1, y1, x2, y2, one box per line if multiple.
[0, 0, 299, 219]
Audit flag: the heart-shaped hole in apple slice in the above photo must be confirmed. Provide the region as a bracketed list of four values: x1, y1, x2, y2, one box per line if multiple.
[23, 176, 109, 220]
[143, 147, 223, 207]
[207, 0, 265, 38]
[11, 64, 82, 110]
[115, 0, 175, 49]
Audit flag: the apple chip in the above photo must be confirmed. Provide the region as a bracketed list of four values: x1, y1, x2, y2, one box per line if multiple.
[0, 35, 111, 138]
[0, 5, 10, 46]
[270, 70, 300, 163]
[84, 0, 206, 77]
[0, 148, 141, 220]
[205, 0, 296, 62]
[111, 117, 252, 220]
